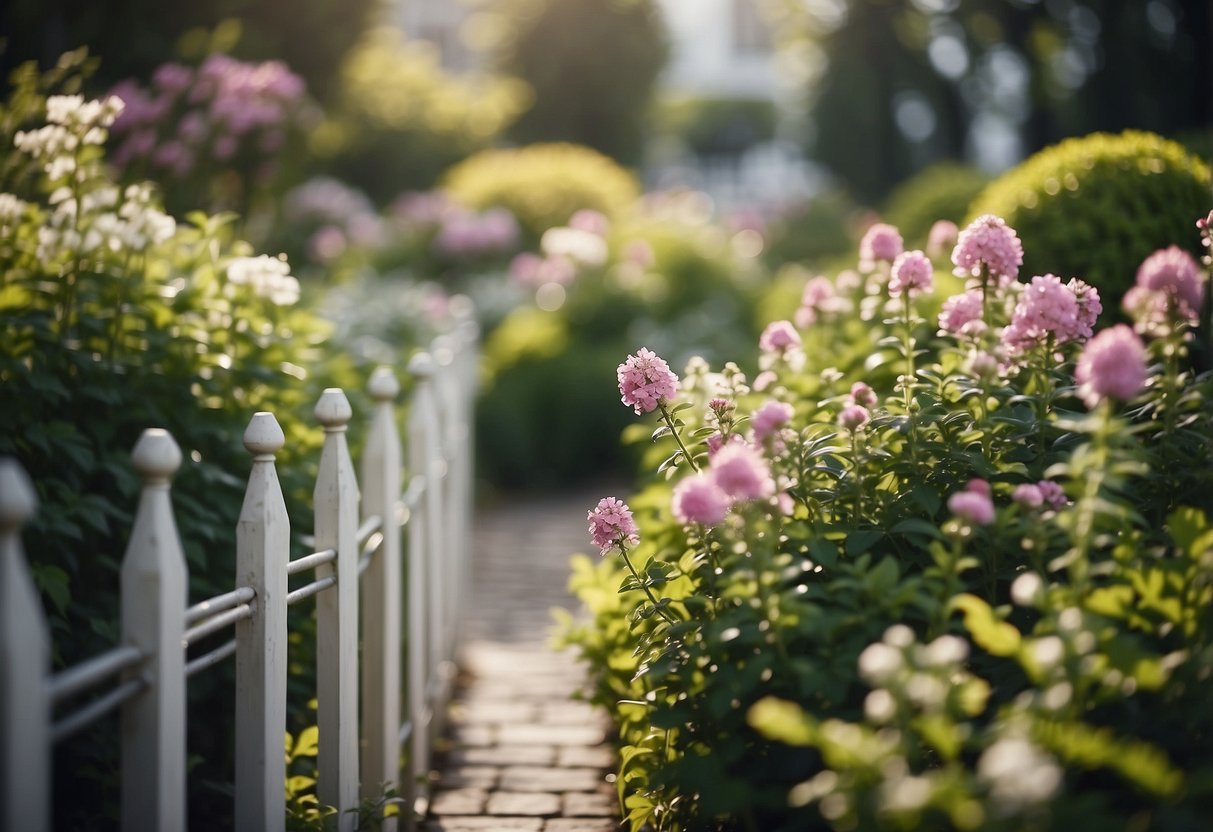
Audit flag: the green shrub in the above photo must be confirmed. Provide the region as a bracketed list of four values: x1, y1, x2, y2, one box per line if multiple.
[762, 189, 860, 269]
[442, 142, 640, 241]
[656, 95, 777, 156]
[883, 162, 990, 247]
[968, 130, 1211, 312]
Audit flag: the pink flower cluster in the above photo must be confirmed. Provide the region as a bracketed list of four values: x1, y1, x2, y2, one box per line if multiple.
[284, 177, 383, 264]
[888, 250, 934, 298]
[948, 480, 995, 526]
[1074, 324, 1148, 408]
[1012, 480, 1068, 510]
[859, 223, 904, 272]
[509, 252, 576, 287]
[951, 214, 1023, 282]
[1122, 246, 1205, 336]
[759, 320, 802, 355]
[752, 400, 794, 444]
[1002, 274, 1101, 353]
[618, 348, 680, 415]
[927, 220, 959, 259]
[588, 497, 640, 554]
[937, 289, 986, 339]
[795, 275, 843, 328]
[673, 442, 777, 525]
[433, 207, 520, 259]
[109, 55, 308, 179]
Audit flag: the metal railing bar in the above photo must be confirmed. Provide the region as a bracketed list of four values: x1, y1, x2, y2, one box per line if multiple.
[355, 515, 382, 545]
[286, 575, 337, 606]
[400, 475, 426, 513]
[287, 548, 336, 576]
[185, 639, 237, 678]
[51, 677, 146, 744]
[182, 604, 253, 647]
[49, 645, 144, 706]
[186, 586, 255, 626]
[357, 531, 385, 577]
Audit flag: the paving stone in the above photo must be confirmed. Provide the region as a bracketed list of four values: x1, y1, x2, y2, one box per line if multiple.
[498, 723, 607, 747]
[437, 766, 500, 790]
[485, 791, 562, 817]
[423, 818, 543, 831]
[429, 788, 488, 816]
[539, 702, 602, 726]
[449, 724, 495, 748]
[451, 700, 539, 725]
[555, 746, 615, 770]
[560, 791, 617, 818]
[498, 766, 606, 793]
[543, 820, 620, 832]
[444, 745, 557, 767]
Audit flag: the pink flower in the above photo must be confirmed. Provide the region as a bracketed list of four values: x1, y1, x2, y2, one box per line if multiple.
[710, 443, 775, 502]
[937, 290, 985, 338]
[1012, 484, 1044, 508]
[587, 497, 639, 553]
[618, 348, 680, 415]
[952, 214, 1023, 281]
[672, 473, 731, 526]
[569, 208, 610, 236]
[752, 400, 794, 443]
[1067, 278, 1102, 339]
[759, 320, 802, 354]
[752, 371, 777, 392]
[795, 275, 838, 328]
[1003, 274, 1082, 353]
[948, 481, 995, 526]
[927, 220, 959, 258]
[1074, 324, 1148, 408]
[859, 223, 904, 272]
[848, 382, 877, 409]
[838, 404, 870, 431]
[1130, 246, 1204, 325]
[889, 250, 934, 298]
[1036, 480, 1067, 510]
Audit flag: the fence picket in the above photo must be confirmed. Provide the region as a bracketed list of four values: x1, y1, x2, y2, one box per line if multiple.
[361, 367, 403, 829]
[120, 429, 188, 832]
[0, 459, 50, 832]
[313, 389, 361, 831]
[235, 412, 290, 832]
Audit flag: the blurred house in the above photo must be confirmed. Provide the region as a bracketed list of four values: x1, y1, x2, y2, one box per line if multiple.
[393, 0, 815, 209]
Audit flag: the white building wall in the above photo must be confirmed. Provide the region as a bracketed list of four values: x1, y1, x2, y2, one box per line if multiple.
[657, 0, 777, 100]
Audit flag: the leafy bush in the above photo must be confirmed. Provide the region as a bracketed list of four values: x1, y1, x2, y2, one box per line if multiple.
[883, 162, 990, 247]
[0, 56, 360, 827]
[656, 95, 777, 157]
[968, 130, 1210, 313]
[442, 142, 640, 242]
[559, 213, 1213, 830]
[761, 189, 861, 270]
[316, 27, 528, 204]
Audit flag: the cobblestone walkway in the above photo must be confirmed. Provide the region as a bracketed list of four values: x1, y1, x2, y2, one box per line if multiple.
[423, 484, 624, 832]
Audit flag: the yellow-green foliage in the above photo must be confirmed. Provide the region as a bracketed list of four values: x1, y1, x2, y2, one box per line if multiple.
[968, 131, 1211, 309]
[883, 162, 990, 246]
[442, 142, 640, 240]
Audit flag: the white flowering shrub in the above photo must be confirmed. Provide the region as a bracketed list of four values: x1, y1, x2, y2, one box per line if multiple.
[560, 211, 1213, 831]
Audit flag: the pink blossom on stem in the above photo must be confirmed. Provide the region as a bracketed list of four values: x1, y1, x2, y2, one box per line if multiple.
[568, 208, 610, 236]
[1002, 274, 1082, 353]
[795, 275, 838, 327]
[1127, 246, 1205, 329]
[952, 214, 1023, 282]
[710, 443, 775, 502]
[848, 382, 878, 409]
[672, 473, 731, 526]
[889, 250, 934, 297]
[752, 400, 794, 444]
[588, 497, 639, 554]
[948, 481, 995, 526]
[938, 290, 986, 338]
[1074, 324, 1148, 408]
[1036, 480, 1068, 510]
[1012, 484, 1044, 508]
[759, 320, 802, 354]
[859, 223, 903, 272]
[838, 404, 870, 432]
[927, 220, 959, 259]
[618, 347, 680, 415]
[1067, 278, 1102, 339]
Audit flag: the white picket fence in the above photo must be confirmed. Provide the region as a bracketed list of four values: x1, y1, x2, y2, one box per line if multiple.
[0, 302, 478, 832]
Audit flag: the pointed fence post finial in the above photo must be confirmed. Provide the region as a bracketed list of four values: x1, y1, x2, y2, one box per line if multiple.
[0, 459, 38, 528]
[367, 366, 400, 403]
[408, 351, 436, 380]
[315, 389, 353, 432]
[243, 412, 286, 460]
[131, 429, 183, 483]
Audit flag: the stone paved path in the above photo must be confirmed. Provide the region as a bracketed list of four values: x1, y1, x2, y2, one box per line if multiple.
[423, 484, 625, 832]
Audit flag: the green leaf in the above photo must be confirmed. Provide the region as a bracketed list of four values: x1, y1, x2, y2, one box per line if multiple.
[845, 529, 883, 556]
[952, 593, 1021, 656]
[889, 518, 944, 541]
[808, 538, 837, 569]
[1168, 506, 1213, 557]
[291, 726, 319, 759]
[747, 697, 815, 746]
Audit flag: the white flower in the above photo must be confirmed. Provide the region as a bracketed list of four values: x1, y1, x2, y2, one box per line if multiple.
[978, 737, 1062, 812]
[1011, 572, 1044, 607]
[858, 642, 903, 685]
[540, 226, 609, 266]
[1031, 636, 1065, 671]
[864, 689, 897, 723]
[227, 254, 300, 306]
[920, 635, 969, 667]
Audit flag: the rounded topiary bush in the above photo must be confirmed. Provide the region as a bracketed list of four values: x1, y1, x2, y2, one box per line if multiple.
[968, 130, 1211, 311]
[883, 161, 990, 246]
[441, 142, 640, 241]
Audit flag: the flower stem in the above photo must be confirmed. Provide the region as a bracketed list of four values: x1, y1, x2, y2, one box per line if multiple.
[659, 401, 701, 473]
[620, 545, 679, 625]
